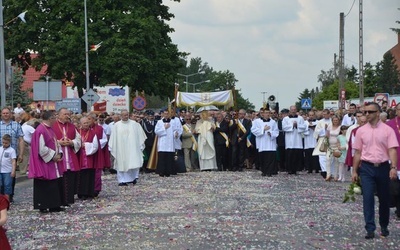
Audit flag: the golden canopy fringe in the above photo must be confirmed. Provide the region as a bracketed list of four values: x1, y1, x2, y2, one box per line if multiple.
[147, 135, 158, 170]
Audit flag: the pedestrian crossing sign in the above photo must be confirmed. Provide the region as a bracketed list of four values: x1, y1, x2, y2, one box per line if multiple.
[301, 98, 312, 109]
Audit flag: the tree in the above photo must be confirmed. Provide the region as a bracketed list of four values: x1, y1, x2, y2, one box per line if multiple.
[312, 81, 359, 109]
[6, 68, 31, 108]
[295, 88, 312, 110]
[376, 52, 400, 95]
[363, 62, 380, 96]
[4, 0, 184, 110]
[390, 8, 400, 34]
[176, 58, 255, 110]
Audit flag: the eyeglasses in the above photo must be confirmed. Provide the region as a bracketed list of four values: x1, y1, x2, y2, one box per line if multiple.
[363, 110, 378, 115]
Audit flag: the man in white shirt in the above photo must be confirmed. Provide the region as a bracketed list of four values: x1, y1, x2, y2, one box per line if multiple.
[313, 109, 332, 179]
[13, 103, 24, 115]
[20, 119, 37, 175]
[342, 103, 357, 126]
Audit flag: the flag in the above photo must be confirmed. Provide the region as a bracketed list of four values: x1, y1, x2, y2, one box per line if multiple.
[17, 11, 28, 23]
[90, 42, 103, 52]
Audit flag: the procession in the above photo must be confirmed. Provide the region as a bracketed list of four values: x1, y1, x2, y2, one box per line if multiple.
[0, 92, 398, 249]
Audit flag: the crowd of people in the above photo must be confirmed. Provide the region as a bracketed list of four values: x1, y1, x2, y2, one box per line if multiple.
[0, 100, 398, 243]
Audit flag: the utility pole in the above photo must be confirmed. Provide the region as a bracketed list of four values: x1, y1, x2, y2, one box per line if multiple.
[0, 0, 6, 107]
[84, 0, 91, 112]
[339, 12, 345, 110]
[359, 0, 364, 104]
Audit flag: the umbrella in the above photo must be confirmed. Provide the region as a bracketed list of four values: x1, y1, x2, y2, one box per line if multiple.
[196, 105, 219, 113]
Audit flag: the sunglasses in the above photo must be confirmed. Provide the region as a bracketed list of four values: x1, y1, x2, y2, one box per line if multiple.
[363, 110, 378, 115]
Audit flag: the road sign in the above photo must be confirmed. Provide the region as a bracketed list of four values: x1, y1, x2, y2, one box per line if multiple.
[301, 98, 312, 109]
[82, 88, 100, 107]
[132, 96, 147, 110]
[55, 98, 82, 114]
[374, 93, 389, 106]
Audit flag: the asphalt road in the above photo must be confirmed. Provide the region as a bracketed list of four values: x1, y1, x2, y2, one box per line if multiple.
[7, 170, 400, 249]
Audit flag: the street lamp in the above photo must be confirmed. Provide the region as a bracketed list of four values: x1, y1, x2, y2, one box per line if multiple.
[177, 71, 205, 92]
[0, 0, 5, 107]
[184, 80, 210, 92]
[84, 0, 91, 111]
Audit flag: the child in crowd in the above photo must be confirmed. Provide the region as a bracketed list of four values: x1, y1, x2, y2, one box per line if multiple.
[0, 194, 11, 249]
[337, 126, 348, 182]
[0, 134, 17, 202]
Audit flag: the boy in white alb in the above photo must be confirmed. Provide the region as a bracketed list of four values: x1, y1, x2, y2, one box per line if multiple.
[0, 134, 17, 201]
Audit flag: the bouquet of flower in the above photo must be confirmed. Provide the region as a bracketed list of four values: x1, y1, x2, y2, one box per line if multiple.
[343, 178, 362, 203]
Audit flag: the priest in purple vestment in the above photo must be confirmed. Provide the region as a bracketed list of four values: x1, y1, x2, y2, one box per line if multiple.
[28, 111, 65, 213]
[53, 108, 81, 205]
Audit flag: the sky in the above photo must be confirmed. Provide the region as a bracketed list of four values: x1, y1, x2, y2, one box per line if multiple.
[163, 0, 399, 110]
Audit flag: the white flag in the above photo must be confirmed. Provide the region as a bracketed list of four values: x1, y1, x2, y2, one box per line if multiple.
[17, 11, 28, 23]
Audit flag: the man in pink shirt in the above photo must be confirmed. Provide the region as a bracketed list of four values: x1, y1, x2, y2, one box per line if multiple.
[352, 102, 398, 239]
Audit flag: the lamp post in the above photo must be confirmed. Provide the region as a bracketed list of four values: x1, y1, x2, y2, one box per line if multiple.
[177, 71, 205, 92]
[0, 0, 6, 107]
[84, 0, 90, 111]
[184, 80, 210, 92]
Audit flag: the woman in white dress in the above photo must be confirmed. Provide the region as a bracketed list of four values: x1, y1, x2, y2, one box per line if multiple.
[195, 111, 218, 171]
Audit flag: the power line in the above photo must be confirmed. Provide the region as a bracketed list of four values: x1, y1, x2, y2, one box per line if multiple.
[344, 0, 356, 17]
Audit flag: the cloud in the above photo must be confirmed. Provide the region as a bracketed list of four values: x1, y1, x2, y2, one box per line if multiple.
[164, 0, 400, 109]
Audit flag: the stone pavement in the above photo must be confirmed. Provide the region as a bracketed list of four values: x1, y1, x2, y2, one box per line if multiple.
[7, 170, 400, 249]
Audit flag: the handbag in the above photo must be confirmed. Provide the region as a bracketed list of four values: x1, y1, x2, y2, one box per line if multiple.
[332, 150, 342, 158]
[319, 138, 328, 152]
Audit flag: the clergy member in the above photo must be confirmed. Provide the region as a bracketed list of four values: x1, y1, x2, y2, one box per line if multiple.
[53, 108, 81, 205]
[251, 108, 279, 176]
[28, 111, 65, 213]
[109, 110, 147, 186]
[155, 109, 178, 177]
[195, 110, 217, 171]
[282, 105, 306, 175]
[77, 117, 99, 199]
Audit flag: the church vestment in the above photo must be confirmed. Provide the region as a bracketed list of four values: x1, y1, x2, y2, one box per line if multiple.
[282, 115, 306, 174]
[53, 120, 81, 205]
[28, 122, 65, 211]
[109, 119, 147, 184]
[77, 128, 98, 198]
[251, 117, 279, 176]
[195, 118, 217, 171]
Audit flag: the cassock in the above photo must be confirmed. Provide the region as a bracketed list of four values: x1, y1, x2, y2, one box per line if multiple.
[109, 119, 147, 184]
[141, 119, 156, 170]
[282, 115, 306, 174]
[91, 124, 109, 195]
[155, 118, 177, 176]
[52, 120, 81, 205]
[251, 117, 279, 176]
[195, 118, 217, 171]
[303, 120, 319, 173]
[28, 123, 64, 210]
[77, 128, 98, 198]
[214, 119, 229, 171]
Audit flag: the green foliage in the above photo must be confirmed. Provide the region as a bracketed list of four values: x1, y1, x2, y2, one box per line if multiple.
[343, 178, 362, 203]
[363, 62, 380, 96]
[176, 58, 255, 111]
[311, 81, 359, 109]
[6, 68, 31, 108]
[376, 52, 400, 95]
[390, 8, 400, 34]
[4, 0, 184, 107]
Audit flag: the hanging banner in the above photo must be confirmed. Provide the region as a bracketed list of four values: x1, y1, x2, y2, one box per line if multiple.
[176, 90, 233, 107]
